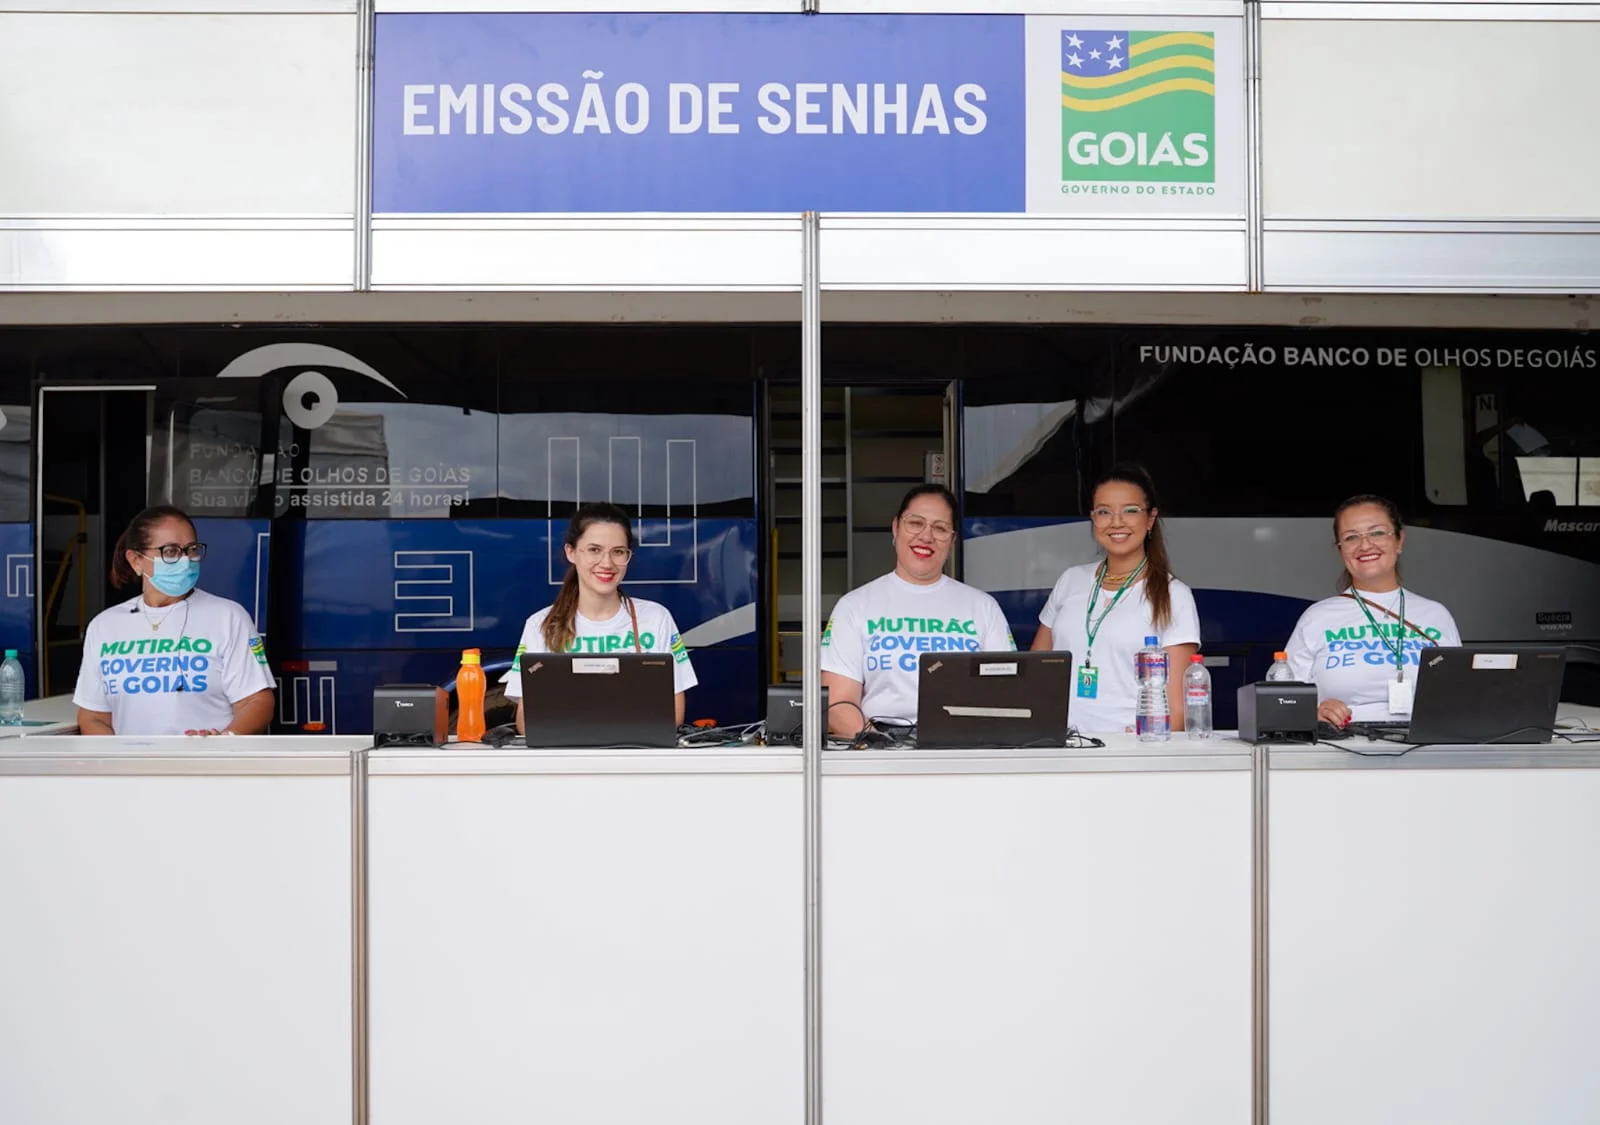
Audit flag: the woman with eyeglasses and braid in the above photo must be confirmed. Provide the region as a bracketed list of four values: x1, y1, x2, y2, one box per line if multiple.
[502, 502, 697, 733]
[1283, 494, 1460, 729]
[74, 505, 275, 737]
[821, 484, 1015, 738]
[1032, 464, 1201, 734]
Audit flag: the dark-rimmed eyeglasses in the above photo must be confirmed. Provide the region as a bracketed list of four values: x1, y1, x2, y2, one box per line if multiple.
[141, 543, 207, 563]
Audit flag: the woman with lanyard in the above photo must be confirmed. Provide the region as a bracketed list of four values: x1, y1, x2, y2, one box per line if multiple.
[1031, 464, 1201, 734]
[502, 502, 697, 733]
[1283, 494, 1461, 727]
[73, 505, 275, 736]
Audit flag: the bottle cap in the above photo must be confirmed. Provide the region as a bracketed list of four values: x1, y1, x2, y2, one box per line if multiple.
[1273, 651, 1287, 660]
[3, 649, 14, 660]
[1144, 636, 1158, 645]
[461, 648, 481, 665]
[1190, 653, 1204, 663]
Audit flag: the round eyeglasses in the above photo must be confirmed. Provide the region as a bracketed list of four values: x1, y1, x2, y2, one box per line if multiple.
[578, 545, 634, 565]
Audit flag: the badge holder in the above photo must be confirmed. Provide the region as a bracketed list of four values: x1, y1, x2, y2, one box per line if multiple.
[1076, 663, 1099, 700]
[1388, 677, 1413, 716]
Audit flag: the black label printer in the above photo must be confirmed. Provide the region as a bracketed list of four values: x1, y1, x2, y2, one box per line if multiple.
[1236, 681, 1318, 744]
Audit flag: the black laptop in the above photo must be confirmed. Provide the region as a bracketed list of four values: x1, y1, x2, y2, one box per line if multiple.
[765, 683, 829, 746]
[916, 651, 1074, 749]
[1407, 645, 1567, 745]
[520, 652, 678, 748]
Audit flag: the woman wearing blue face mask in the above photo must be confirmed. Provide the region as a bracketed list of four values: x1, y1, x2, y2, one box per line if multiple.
[73, 505, 276, 736]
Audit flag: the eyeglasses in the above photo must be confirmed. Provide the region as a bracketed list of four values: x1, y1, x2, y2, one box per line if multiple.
[1338, 529, 1394, 548]
[578, 545, 634, 565]
[141, 543, 207, 563]
[1091, 505, 1149, 522]
[898, 514, 955, 541]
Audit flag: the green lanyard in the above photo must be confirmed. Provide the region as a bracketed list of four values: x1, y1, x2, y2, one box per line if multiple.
[1083, 557, 1146, 667]
[1350, 587, 1408, 682]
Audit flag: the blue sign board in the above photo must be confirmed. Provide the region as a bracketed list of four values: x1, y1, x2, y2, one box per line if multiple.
[374, 12, 1026, 213]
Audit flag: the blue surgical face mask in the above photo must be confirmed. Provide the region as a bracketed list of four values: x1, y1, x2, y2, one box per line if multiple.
[147, 557, 200, 597]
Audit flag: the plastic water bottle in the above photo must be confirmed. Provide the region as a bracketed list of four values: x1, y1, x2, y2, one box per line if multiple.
[1135, 635, 1170, 742]
[456, 648, 486, 743]
[1183, 654, 1212, 740]
[0, 649, 25, 725]
[1266, 651, 1293, 682]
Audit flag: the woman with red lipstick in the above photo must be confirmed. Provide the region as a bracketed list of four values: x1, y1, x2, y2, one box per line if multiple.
[821, 484, 1015, 737]
[1283, 494, 1460, 727]
[503, 502, 697, 732]
[1032, 464, 1200, 734]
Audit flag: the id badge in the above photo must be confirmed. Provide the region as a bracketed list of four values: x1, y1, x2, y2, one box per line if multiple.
[1076, 663, 1099, 700]
[1388, 678, 1414, 716]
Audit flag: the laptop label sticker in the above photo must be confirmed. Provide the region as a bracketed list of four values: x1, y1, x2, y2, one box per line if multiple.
[1471, 652, 1519, 670]
[571, 658, 621, 675]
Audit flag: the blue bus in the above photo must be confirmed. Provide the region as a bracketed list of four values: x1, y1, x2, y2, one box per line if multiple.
[2, 324, 1594, 732]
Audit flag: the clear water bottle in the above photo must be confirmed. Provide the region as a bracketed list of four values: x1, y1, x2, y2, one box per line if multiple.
[1266, 650, 1293, 682]
[1184, 654, 1212, 740]
[0, 649, 24, 725]
[1135, 635, 1170, 742]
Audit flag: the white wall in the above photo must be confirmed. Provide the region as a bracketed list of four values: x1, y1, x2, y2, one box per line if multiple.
[0, 3, 357, 289]
[1261, 9, 1600, 291]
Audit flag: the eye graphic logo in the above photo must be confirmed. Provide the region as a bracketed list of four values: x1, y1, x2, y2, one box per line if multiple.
[215, 343, 407, 430]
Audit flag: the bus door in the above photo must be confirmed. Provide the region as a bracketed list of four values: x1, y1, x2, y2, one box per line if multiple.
[32, 378, 281, 700]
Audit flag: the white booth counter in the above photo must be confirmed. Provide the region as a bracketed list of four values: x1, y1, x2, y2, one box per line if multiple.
[0, 693, 80, 737]
[364, 746, 806, 1125]
[821, 740, 1255, 1125]
[0, 735, 369, 1125]
[1268, 736, 1600, 1125]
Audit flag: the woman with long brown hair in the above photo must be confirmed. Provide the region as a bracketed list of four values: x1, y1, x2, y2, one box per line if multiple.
[1032, 463, 1201, 733]
[503, 502, 697, 732]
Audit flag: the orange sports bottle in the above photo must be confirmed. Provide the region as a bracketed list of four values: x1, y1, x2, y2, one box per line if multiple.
[456, 648, 487, 743]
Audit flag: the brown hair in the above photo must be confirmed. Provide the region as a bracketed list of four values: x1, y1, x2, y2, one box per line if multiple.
[109, 505, 195, 589]
[542, 502, 637, 653]
[1094, 463, 1175, 630]
[1333, 493, 1404, 591]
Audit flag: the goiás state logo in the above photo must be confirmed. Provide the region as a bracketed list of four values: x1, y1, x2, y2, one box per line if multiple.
[1058, 29, 1215, 186]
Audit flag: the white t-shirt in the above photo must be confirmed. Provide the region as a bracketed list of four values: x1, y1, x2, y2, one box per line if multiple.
[821, 572, 1016, 726]
[72, 588, 276, 735]
[502, 596, 697, 699]
[1037, 563, 1202, 734]
[1284, 587, 1461, 721]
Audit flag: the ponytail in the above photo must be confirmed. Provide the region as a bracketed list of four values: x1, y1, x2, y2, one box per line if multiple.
[540, 501, 637, 653]
[1144, 519, 1175, 631]
[109, 528, 139, 589]
[108, 504, 193, 589]
[542, 569, 581, 654]
[1095, 462, 1175, 630]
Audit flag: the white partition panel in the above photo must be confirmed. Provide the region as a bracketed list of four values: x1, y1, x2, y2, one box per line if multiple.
[821, 219, 1248, 291]
[366, 749, 805, 1125]
[370, 217, 802, 290]
[0, 11, 356, 289]
[0, 739, 359, 1125]
[822, 749, 1254, 1125]
[1261, 13, 1600, 291]
[1270, 759, 1600, 1125]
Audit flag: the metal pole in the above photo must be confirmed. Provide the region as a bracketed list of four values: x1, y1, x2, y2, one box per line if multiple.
[353, 0, 376, 291]
[800, 210, 823, 1125]
[1245, 1, 1264, 293]
[1253, 743, 1269, 1125]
